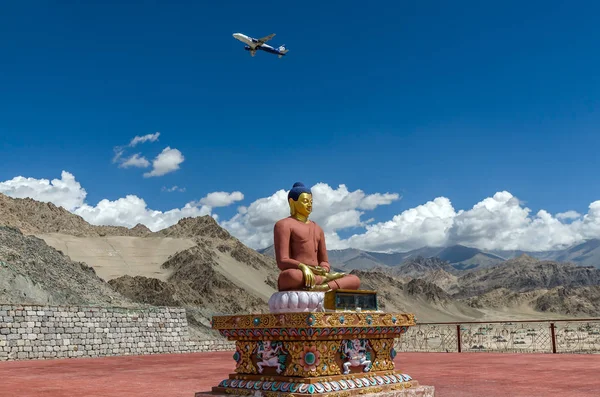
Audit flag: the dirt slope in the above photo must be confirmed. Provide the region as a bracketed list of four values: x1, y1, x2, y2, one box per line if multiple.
[0, 226, 136, 307]
[35, 233, 196, 281]
[107, 218, 279, 337]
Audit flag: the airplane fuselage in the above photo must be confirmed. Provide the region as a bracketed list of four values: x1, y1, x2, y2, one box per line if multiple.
[232, 33, 288, 58]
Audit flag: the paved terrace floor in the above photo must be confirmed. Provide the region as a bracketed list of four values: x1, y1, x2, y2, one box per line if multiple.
[1, 352, 599, 397]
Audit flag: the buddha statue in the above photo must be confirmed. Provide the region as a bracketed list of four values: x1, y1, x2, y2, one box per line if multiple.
[274, 182, 361, 292]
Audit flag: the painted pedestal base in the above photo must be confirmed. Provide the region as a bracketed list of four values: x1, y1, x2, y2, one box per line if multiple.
[208, 371, 433, 397]
[197, 384, 435, 397]
[202, 311, 435, 397]
[196, 386, 434, 397]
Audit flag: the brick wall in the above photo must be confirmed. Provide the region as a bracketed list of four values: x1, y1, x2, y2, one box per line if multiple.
[0, 304, 234, 361]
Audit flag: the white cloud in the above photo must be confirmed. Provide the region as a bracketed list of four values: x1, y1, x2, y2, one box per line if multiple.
[129, 132, 160, 147]
[345, 197, 456, 252]
[0, 171, 235, 232]
[112, 147, 125, 164]
[0, 171, 87, 211]
[143, 147, 185, 178]
[556, 210, 581, 220]
[119, 153, 150, 168]
[577, 201, 600, 239]
[162, 185, 186, 193]
[112, 132, 161, 169]
[308, 184, 400, 220]
[222, 187, 600, 253]
[198, 191, 244, 207]
[359, 193, 401, 210]
[220, 184, 401, 250]
[347, 191, 597, 252]
[445, 192, 579, 251]
[73, 196, 212, 231]
[3, 171, 600, 254]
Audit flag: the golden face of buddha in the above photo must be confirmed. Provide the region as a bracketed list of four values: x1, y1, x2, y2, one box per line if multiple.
[289, 192, 313, 219]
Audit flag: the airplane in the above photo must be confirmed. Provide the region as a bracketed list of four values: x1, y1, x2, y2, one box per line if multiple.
[232, 32, 289, 58]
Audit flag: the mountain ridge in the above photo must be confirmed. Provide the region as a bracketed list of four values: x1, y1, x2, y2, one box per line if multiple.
[4, 191, 598, 268]
[0, 192, 223, 239]
[2, 191, 600, 329]
[259, 239, 600, 270]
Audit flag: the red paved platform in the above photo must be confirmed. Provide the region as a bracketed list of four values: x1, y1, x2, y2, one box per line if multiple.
[1, 352, 599, 397]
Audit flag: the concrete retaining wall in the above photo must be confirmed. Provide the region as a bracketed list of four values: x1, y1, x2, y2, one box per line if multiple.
[0, 304, 234, 361]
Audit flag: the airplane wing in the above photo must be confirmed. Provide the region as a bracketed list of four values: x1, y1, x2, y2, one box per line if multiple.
[257, 33, 275, 44]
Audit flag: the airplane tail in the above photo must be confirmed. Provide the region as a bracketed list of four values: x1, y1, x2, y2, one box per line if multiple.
[278, 45, 289, 57]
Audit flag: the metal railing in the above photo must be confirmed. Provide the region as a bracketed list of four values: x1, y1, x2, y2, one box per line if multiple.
[395, 319, 600, 354]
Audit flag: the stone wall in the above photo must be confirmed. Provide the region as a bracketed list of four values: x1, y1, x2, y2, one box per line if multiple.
[0, 304, 234, 361]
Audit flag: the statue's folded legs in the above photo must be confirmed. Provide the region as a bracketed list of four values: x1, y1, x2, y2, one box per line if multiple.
[278, 269, 361, 291]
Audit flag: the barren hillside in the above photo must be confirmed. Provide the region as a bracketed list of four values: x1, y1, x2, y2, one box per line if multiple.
[35, 233, 196, 281]
[3, 191, 600, 331]
[0, 193, 149, 237]
[350, 269, 526, 322]
[108, 217, 279, 338]
[455, 254, 600, 299]
[392, 256, 457, 278]
[0, 226, 137, 307]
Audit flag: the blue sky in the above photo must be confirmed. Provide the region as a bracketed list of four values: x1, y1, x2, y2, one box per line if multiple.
[1, 1, 599, 251]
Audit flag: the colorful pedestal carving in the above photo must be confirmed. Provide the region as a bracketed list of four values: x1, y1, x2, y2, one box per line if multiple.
[200, 309, 435, 397]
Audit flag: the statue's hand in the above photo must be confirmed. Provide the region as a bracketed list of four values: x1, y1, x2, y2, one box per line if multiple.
[311, 266, 328, 276]
[298, 263, 315, 289]
[324, 271, 347, 282]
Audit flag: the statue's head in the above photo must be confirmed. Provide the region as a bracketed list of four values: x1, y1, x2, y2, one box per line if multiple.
[288, 182, 313, 218]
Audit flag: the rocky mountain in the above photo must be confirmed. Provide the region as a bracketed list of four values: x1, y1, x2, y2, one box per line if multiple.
[3, 190, 600, 329]
[386, 254, 600, 317]
[435, 245, 506, 270]
[533, 286, 600, 316]
[463, 285, 600, 318]
[404, 278, 452, 305]
[349, 270, 484, 321]
[107, 217, 279, 338]
[464, 288, 547, 310]
[156, 216, 233, 240]
[391, 256, 457, 278]
[0, 193, 150, 237]
[0, 226, 136, 307]
[349, 251, 405, 268]
[487, 249, 562, 261]
[550, 239, 600, 267]
[257, 244, 275, 257]
[454, 254, 600, 299]
[260, 243, 506, 272]
[0, 193, 277, 338]
[415, 241, 600, 269]
[261, 239, 600, 271]
[259, 246, 398, 269]
[421, 269, 459, 294]
[0, 192, 231, 241]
